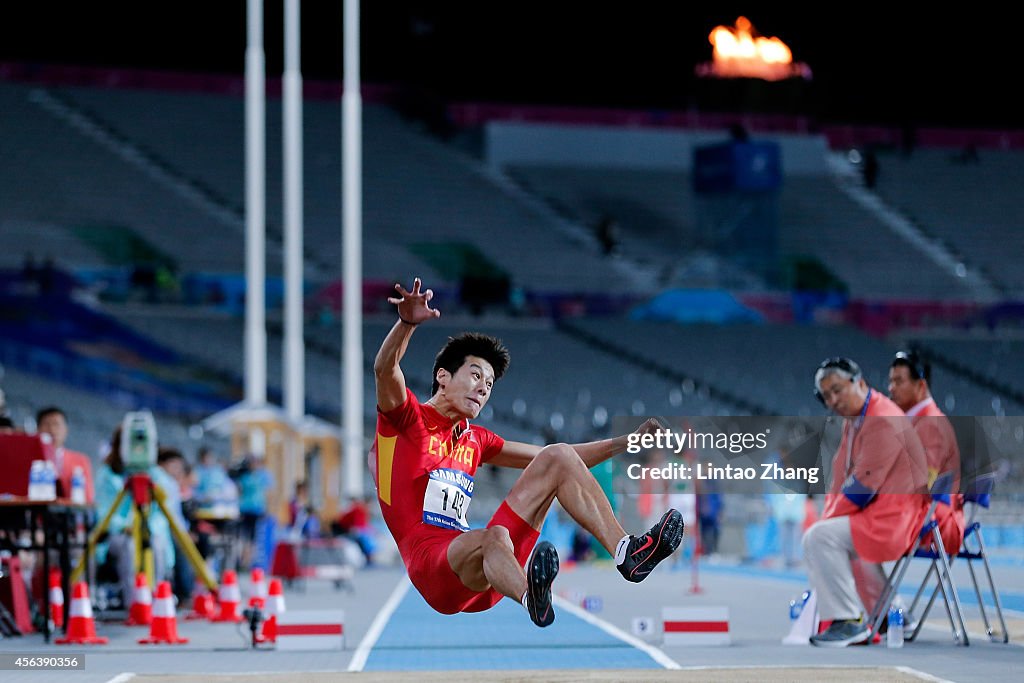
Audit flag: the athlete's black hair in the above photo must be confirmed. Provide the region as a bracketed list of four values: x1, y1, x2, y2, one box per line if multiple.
[432, 332, 510, 395]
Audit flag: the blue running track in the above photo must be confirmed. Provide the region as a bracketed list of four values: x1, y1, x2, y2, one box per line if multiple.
[362, 587, 666, 671]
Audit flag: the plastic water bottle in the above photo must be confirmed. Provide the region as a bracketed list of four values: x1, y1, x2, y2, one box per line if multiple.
[43, 460, 58, 500]
[28, 460, 44, 500]
[71, 466, 87, 505]
[887, 598, 905, 648]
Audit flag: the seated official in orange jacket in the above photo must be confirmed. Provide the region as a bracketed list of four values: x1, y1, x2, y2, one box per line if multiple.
[803, 358, 929, 647]
[888, 350, 963, 556]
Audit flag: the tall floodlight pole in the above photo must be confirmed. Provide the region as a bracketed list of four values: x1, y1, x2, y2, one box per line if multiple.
[342, 0, 364, 503]
[283, 0, 305, 423]
[245, 0, 267, 407]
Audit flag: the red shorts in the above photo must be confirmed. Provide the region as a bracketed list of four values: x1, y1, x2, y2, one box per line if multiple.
[399, 501, 540, 614]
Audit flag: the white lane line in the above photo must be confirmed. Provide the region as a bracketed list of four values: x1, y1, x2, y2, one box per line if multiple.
[667, 665, 954, 681]
[553, 595, 681, 670]
[894, 665, 957, 683]
[346, 573, 412, 672]
[104, 674, 136, 683]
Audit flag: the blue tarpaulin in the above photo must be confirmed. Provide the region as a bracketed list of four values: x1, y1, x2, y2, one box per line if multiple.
[630, 289, 764, 324]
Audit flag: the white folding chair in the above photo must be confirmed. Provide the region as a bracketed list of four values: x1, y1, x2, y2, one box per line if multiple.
[905, 471, 1008, 644]
[867, 470, 969, 645]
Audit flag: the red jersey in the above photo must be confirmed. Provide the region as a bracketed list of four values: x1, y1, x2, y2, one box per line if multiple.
[369, 388, 505, 546]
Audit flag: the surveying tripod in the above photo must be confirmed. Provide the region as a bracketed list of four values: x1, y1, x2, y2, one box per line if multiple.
[70, 472, 218, 594]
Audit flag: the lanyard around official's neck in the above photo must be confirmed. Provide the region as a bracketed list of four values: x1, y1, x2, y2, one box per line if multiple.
[845, 388, 872, 476]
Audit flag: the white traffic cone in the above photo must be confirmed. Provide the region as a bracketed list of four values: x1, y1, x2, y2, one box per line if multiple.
[213, 569, 243, 622]
[56, 582, 108, 645]
[125, 572, 153, 626]
[48, 569, 64, 630]
[139, 580, 188, 644]
[262, 578, 286, 643]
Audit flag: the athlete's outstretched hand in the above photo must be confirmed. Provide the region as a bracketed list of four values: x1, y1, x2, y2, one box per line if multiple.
[631, 418, 664, 440]
[389, 277, 441, 326]
[613, 417, 664, 454]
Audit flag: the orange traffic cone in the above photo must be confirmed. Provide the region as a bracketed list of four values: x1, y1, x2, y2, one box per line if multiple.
[48, 569, 64, 630]
[250, 567, 267, 601]
[186, 587, 216, 621]
[139, 581, 188, 644]
[56, 582, 108, 645]
[125, 573, 153, 626]
[262, 578, 286, 643]
[213, 569, 243, 622]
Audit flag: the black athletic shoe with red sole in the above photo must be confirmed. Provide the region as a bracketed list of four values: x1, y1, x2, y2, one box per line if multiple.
[526, 541, 559, 627]
[617, 509, 684, 583]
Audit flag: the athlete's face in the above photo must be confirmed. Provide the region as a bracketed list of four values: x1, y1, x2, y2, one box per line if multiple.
[439, 355, 495, 419]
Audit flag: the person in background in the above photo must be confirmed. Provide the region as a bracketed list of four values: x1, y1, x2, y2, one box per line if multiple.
[0, 388, 16, 432]
[770, 492, 805, 568]
[156, 446, 194, 605]
[697, 478, 723, 557]
[803, 357, 929, 647]
[193, 446, 237, 512]
[35, 406, 95, 504]
[331, 494, 377, 565]
[233, 453, 274, 569]
[25, 406, 96, 614]
[888, 350, 964, 558]
[0, 414, 15, 432]
[94, 425, 175, 608]
[288, 481, 318, 539]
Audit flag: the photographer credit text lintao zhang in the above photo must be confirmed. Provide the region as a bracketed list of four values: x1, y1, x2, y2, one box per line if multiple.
[626, 460, 820, 485]
[624, 426, 820, 485]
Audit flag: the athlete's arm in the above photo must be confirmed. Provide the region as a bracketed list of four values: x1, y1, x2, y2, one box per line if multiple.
[489, 418, 661, 469]
[488, 440, 543, 469]
[374, 277, 441, 412]
[571, 418, 661, 468]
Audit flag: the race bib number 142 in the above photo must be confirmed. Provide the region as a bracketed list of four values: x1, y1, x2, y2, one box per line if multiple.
[423, 468, 474, 532]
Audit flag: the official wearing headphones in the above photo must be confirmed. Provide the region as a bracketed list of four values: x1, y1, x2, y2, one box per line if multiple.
[804, 356, 930, 647]
[813, 357, 862, 407]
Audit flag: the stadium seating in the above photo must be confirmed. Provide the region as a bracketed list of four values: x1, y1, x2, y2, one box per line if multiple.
[2, 79, 1022, 541]
[874, 148, 1024, 297]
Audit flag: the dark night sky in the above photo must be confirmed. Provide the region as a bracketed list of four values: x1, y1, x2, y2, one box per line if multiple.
[2, 2, 1020, 129]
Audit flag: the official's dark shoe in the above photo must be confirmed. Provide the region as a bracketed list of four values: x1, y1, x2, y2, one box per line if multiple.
[617, 509, 684, 583]
[809, 619, 871, 647]
[526, 541, 558, 627]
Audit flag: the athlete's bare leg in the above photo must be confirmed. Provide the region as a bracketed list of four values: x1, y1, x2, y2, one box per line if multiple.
[447, 525, 525, 601]
[446, 443, 624, 600]
[504, 443, 626, 552]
